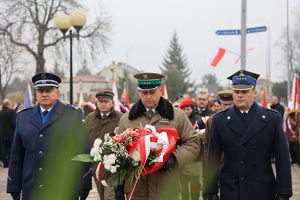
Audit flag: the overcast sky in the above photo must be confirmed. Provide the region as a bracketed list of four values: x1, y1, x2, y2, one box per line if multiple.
[84, 0, 300, 86]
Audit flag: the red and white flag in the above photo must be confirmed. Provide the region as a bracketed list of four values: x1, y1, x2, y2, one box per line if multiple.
[161, 78, 168, 99]
[235, 45, 258, 64]
[286, 76, 300, 139]
[112, 80, 121, 112]
[288, 76, 300, 111]
[261, 81, 269, 108]
[207, 47, 226, 67]
[122, 81, 131, 109]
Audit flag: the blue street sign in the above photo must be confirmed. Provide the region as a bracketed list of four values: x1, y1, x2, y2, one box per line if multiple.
[246, 26, 267, 34]
[215, 30, 240, 35]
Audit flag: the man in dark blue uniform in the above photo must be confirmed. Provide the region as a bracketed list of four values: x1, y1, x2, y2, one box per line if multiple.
[204, 70, 292, 200]
[6, 72, 92, 200]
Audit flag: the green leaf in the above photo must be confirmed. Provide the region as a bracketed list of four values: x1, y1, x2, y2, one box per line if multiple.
[71, 154, 94, 162]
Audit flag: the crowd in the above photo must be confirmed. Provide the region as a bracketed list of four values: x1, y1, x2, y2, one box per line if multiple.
[0, 69, 297, 200]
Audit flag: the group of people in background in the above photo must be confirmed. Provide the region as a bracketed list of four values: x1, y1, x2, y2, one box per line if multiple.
[0, 69, 297, 200]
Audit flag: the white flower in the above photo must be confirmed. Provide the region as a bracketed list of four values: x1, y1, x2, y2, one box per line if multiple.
[130, 150, 140, 162]
[93, 138, 102, 147]
[104, 162, 111, 171]
[110, 165, 117, 173]
[107, 154, 116, 165]
[93, 154, 102, 161]
[90, 147, 99, 157]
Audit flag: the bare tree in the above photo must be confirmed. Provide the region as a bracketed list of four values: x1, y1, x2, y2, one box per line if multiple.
[0, 0, 112, 76]
[0, 35, 31, 101]
[275, 5, 300, 79]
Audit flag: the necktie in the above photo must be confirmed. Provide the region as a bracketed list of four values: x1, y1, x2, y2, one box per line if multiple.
[43, 110, 48, 117]
[242, 112, 247, 117]
[102, 115, 107, 119]
[148, 110, 154, 118]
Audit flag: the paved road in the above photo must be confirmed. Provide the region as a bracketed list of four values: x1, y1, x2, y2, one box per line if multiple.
[1, 161, 300, 199]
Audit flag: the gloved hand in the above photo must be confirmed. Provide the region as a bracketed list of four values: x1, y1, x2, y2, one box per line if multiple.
[160, 154, 177, 172]
[10, 193, 20, 200]
[275, 195, 289, 200]
[207, 193, 219, 200]
[78, 190, 89, 200]
[115, 185, 125, 200]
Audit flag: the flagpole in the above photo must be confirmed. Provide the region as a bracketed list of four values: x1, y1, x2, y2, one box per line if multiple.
[213, 46, 240, 56]
[223, 49, 240, 56]
[110, 68, 121, 112]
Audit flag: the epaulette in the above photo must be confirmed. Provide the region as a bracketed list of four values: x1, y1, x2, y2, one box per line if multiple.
[18, 107, 34, 113]
[266, 107, 281, 115]
[213, 108, 227, 117]
[65, 104, 80, 110]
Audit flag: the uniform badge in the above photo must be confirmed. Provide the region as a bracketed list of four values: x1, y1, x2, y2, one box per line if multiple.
[158, 118, 169, 125]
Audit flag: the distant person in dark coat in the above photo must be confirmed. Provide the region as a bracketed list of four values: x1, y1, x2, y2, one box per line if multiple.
[0, 99, 16, 168]
[270, 95, 285, 118]
[6, 72, 92, 200]
[204, 70, 292, 200]
[195, 91, 214, 118]
[270, 95, 285, 163]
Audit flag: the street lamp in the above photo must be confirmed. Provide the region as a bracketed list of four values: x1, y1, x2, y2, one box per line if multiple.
[55, 10, 86, 104]
[287, 0, 291, 103]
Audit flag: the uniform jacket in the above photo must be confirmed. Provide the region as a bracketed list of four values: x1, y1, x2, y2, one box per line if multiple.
[117, 97, 201, 200]
[85, 108, 123, 173]
[7, 100, 92, 200]
[0, 106, 16, 141]
[205, 102, 292, 200]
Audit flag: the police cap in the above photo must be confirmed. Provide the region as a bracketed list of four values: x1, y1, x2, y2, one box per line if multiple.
[32, 72, 61, 89]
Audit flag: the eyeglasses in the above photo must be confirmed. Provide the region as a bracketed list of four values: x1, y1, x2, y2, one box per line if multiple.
[197, 98, 207, 101]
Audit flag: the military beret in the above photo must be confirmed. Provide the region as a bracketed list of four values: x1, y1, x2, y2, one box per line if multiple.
[133, 72, 165, 91]
[218, 90, 233, 105]
[175, 94, 183, 101]
[32, 72, 61, 89]
[179, 98, 194, 109]
[95, 90, 114, 100]
[227, 70, 260, 90]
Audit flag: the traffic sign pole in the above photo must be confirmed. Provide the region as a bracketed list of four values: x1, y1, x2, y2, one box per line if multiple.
[241, 0, 247, 70]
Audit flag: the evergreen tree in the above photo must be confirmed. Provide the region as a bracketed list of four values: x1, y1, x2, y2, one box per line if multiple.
[201, 74, 219, 85]
[272, 81, 287, 103]
[160, 32, 195, 101]
[117, 70, 139, 104]
[51, 61, 65, 78]
[76, 59, 91, 76]
[164, 67, 185, 101]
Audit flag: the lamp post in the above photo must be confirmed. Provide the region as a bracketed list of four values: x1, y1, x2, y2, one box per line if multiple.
[55, 10, 86, 104]
[258, 19, 271, 85]
[287, 0, 291, 103]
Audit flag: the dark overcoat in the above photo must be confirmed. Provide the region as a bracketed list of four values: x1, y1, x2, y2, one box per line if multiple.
[205, 102, 292, 200]
[0, 106, 16, 141]
[6, 100, 92, 200]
